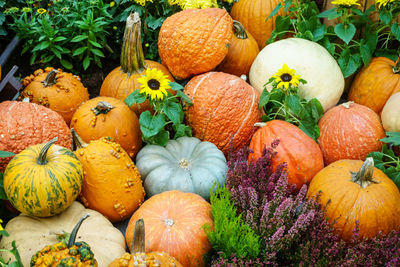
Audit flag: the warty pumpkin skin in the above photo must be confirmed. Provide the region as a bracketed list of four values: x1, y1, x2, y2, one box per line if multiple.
[248, 120, 324, 191]
[0, 100, 72, 172]
[70, 96, 142, 158]
[72, 130, 145, 222]
[216, 20, 260, 77]
[100, 12, 174, 116]
[307, 158, 400, 241]
[158, 8, 233, 80]
[318, 101, 386, 165]
[230, 0, 284, 49]
[136, 136, 227, 201]
[184, 72, 262, 155]
[125, 190, 213, 267]
[348, 57, 400, 114]
[20, 67, 89, 124]
[381, 92, 400, 132]
[0, 202, 126, 267]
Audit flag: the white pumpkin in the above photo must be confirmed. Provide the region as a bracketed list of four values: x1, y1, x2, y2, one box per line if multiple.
[249, 38, 344, 112]
[136, 137, 228, 201]
[0, 201, 126, 266]
[381, 92, 400, 132]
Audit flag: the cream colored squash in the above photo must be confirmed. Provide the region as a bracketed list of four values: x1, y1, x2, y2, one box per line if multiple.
[249, 38, 344, 112]
[0, 201, 126, 267]
[381, 92, 400, 132]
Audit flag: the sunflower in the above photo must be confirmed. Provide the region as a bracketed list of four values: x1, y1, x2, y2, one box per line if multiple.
[37, 8, 47, 14]
[133, 0, 153, 6]
[272, 64, 301, 90]
[331, 0, 360, 6]
[138, 68, 171, 101]
[0, 219, 3, 231]
[375, 0, 395, 8]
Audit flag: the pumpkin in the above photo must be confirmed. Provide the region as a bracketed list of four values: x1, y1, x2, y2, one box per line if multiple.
[158, 8, 233, 80]
[348, 57, 400, 114]
[216, 20, 260, 77]
[19, 67, 89, 124]
[230, 0, 284, 49]
[184, 72, 262, 155]
[100, 12, 174, 116]
[70, 96, 142, 158]
[318, 101, 386, 165]
[125, 190, 213, 267]
[248, 120, 324, 191]
[72, 129, 145, 222]
[0, 202, 126, 267]
[31, 214, 98, 266]
[4, 138, 83, 217]
[307, 158, 400, 241]
[381, 92, 400, 132]
[109, 219, 183, 267]
[0, 100, 72, 172]
[249, 38, 344, 112]
[136, 136, 227, 201]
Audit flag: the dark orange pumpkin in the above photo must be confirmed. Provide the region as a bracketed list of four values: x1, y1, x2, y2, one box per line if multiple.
[248, 120, 324, 191]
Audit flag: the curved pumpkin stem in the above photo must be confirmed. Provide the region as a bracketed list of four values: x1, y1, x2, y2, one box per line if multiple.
[91, 101, 115, 116]
[130, 218, 145, 253]
[394, 57, 400, 74]
[350, 157, 380, 188]
[341, 101, 354, 109]
[68, 214, 90, 248]
[37, 137, 58, 165]
[71, 128, 88, 150]
[121, 12, 146, 75]
[233, 20, 248, 39]
[41, 69, 58, 87]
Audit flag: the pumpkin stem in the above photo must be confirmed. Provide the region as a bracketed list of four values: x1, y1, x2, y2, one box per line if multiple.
[91, 101, 115, 116]
[41, 69, 58, 87]
[233, 20, 248, 39]
[341, 101, 354, 109]
[120, 12, 147, 75]
[394, 57, 400, 74]
[71, 128, 88, 150]
[37, 137, 58, 165]
[130, 218, 145, 253]
[254, 122, 266, 127]
[350, 157, 380, 188]
[68, 214, 90, 248]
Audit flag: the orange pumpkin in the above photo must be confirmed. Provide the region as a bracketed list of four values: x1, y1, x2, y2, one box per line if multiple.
[158, 8, 233, 80]
[248, 120, 324, 191]
[125, 191, 213, 267]
[72, 130, 145, 222]
[348, 57, 400, 114]
[216, 20, 260, 77]
[184, 72, 262, 155]
[307, 158, 400, 241]
[230, 0, 284, 49]
[70, 97, 142, 158]
[318, 102, 386, 165]
[100, 12, 174, 116]
[20, 67, 89, 124]
[0, 100, 72, 172]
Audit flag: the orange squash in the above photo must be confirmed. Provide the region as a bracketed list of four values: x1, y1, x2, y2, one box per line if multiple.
[307, 158, 400, 241]
[184, 72, 262, 155]
[158, 8, 233, 80]
[100, 12, 174, 116]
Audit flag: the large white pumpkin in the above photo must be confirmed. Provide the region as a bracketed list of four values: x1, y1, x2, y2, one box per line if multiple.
[249, 38, 344, 112]
[381, 92, 400, 132]
[136, 137, 228, 201]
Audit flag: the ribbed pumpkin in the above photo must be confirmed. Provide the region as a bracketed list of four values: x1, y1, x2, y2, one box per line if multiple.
[381, 92, 400, 132]
[348, 57, 400, 114]
[318, 101, 386, 165]
[125, 191, 213, 267]
[70, 96, 142, 158]
[136, 137, 227, 201]
[100, 12, 174, 116]
[230, 0, 284, 49]
[248, 120, 324, 191]
[184, 72, 262, 155]
[72, 130, 145, 222]
[19, 67, 89, 124]
[4, 138, 83, 217]
[307, 158, 400, 241]
[0, 202, 126, 267]
[109, 219, 183, 267]
[158, 8, 233, 80]
[216, 20, 260, 77]
[0, 100, 72, 172]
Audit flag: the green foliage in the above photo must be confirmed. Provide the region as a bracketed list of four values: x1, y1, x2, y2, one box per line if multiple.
[204, 185, 261, 259]
[0, 239, 23, 267]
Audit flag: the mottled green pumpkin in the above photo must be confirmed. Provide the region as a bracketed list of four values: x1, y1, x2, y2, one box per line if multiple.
[4, 138, 83, 217]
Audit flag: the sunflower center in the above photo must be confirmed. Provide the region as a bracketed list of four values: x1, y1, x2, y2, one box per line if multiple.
[280, 73, 292, 82]
[147, 79, 160, 90]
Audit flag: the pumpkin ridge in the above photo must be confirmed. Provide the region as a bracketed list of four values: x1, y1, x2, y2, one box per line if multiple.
[190, 72, 213, 106]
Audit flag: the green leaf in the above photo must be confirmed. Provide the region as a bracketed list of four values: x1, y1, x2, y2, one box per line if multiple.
[0, 173, 7, 200]
[147, 130, 169, 146]
[73, 46, 87, 56]
[266, 2, 282, 22]
[360, 43, 372, 66]
[174, 124, 192, 139]
[284, 0, 292, 13]
[321, 38, 336, 56]
[334, 23, 356, 44]
[259, 90, 271, 109]
[124, 90, 146, 107]
[139, 111, 166, 137]
[338, 49, 361, 78]
[83, 56, 91, 70]
[90, 48, 104, 57]
[391, 23, 400, 42]
[380, 132, 400, 146]
[146, 16, 164, 30]
[53, 36, 67, 42]
[89, 40, 103, 48]
[0, 151, 15, 158]
[317, 8, 337, 18]
[71, 35, 88, 42]
[313, 25, 327, 42]
[285, 95, 302, 114]
[176, 91, 193, 106]
[365, 32, 378, 54]
[163, 102, 182, 125]
[169, 82, 184, 91]
[379, 10, 392, 25]
[60, 59, 73, 70]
